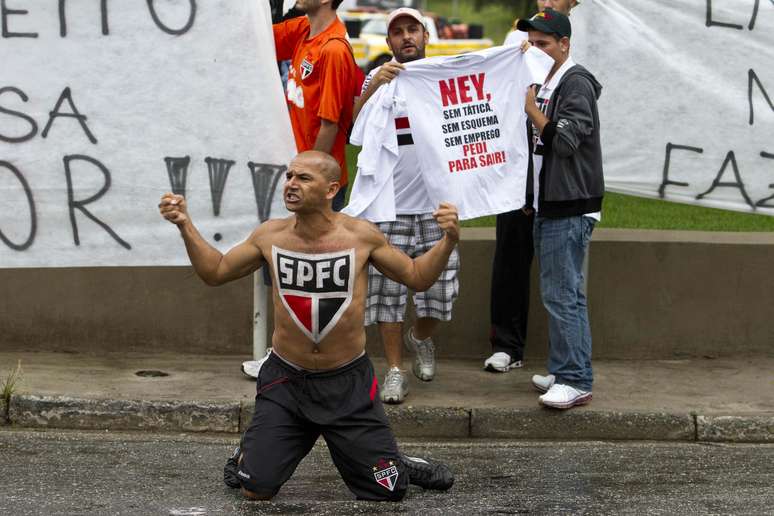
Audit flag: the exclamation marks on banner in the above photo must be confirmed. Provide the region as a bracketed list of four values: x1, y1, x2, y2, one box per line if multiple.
[164, 156, 190, 196]
[248, 162, 286, 222]
[205, 157, 235, 241]
[162, 157, 287, 243]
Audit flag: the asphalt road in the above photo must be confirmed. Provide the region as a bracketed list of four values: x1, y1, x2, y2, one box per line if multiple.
[1, 429, 773, 515]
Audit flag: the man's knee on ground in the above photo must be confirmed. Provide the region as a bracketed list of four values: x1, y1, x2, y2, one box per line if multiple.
[357, 485, 408, 503]
[387, 485, 408, 502]
[242, 486, 279, 500]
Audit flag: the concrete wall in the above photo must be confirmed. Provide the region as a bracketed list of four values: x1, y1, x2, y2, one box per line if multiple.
[2, 229, 773, 360]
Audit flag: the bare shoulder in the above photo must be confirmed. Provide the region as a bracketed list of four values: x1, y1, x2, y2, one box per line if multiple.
[248, 217, 293, 243]
[339, 213, 385, 246]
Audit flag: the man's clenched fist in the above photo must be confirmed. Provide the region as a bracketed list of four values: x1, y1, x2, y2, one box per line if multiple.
[432, 202, 460, 243]
[158, 193, 189, 226]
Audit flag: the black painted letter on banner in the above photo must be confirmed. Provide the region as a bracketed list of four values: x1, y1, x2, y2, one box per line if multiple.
[0, 160, 36, 251]
[205, 157, 235, 217]
[748, 0, 761, 30]
[705, 0, 744, 29]
[696, 151, 755, 209]
[0, 86, 38, 143]
[58, 0, 67, 36]
[146, 0, 196, 35]
[1, 0, 39, 38]
[164, 156, 190, 196]
[748, 69, 774, 126]
[101, 0, 109, 34]
[659, 143, 701, 198]
[248, 162, 286, 222]
[41, 88, 98, 144]
[64, 154, 131, 249]
[755, 152, 774, 208]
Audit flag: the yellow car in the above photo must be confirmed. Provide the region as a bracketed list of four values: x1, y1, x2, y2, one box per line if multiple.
[354, 14, 493, 72]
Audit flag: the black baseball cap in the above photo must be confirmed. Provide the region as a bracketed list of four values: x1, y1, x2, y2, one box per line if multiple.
[517, 8, 572, 38]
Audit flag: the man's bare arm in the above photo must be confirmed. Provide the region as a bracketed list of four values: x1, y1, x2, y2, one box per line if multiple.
[369, 203, 460, 291]
[159, 193, 264, 286]
[313, 119, 339, 154]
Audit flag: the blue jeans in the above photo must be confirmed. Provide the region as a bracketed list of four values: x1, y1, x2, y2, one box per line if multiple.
[534, 215, 595, 391]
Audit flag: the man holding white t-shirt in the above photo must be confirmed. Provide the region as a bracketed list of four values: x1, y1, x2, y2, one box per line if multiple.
[518, 9, 604, 409]
[352, 7, 461, 404]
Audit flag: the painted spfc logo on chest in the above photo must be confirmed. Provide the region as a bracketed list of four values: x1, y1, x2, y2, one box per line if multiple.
[300, 58, 314, 80]
[272, 246, 355, 343]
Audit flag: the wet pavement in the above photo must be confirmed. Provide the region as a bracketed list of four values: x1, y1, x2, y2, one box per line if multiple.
[1, 428, 773, 515]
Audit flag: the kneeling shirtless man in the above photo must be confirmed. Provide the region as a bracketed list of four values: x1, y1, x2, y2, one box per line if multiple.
[159, 150, 458, 501]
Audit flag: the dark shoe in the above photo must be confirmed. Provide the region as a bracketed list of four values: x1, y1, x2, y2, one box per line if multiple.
[400, 454, 454, 491]
[223, 446, 241, 488]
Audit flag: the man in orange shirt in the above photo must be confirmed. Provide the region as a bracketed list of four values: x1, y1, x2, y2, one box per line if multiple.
[273, 0, 360, 211]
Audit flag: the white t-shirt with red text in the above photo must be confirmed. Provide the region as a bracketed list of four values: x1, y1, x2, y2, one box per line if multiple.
[394, 45, 553, 219]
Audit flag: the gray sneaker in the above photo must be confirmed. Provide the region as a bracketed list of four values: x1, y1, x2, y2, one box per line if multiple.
[405, 330, 435, 381]
[531, 374, 556, 393]
[380, 367, 408, 404]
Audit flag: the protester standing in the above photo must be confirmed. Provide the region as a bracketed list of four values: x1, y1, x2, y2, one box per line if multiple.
[273, 0, 359, 211]
[518, 8, 603, 408]
[351, 8, 461, 404]
[485, 0, 579, 374]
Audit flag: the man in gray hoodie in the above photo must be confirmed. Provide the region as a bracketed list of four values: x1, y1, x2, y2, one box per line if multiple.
[517, 8, 604, 409]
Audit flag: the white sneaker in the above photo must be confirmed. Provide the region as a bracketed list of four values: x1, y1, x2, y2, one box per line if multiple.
[531, 374, 556, 393]
[241, 347, 272, 379]
[484, 352, 523, 373]
[380, 367, 408, 404]
[405, 329, 435, 381]
[539, 383, 592, 409]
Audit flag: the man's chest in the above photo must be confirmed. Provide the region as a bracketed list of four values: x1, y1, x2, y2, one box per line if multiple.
[273, 247, 355, 293]
[286, 43, 326, 110]
[291, 48, 321, 84]
[263, 237, 370, 287]
[267, 243, 366, 342]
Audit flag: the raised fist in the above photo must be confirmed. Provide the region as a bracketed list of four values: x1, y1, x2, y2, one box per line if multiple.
[158, 193, 189, 226]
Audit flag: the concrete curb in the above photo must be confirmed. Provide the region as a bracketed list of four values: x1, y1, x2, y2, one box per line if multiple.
[696, 415, 774, 443]
[471, 408, 696, 441]
[5, 394, 774, 442]
[9, 395, 240, 433]
[385, 405, 471, 438]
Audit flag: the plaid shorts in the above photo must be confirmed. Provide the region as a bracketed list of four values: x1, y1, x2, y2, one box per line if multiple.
[366, 214, 460, 325]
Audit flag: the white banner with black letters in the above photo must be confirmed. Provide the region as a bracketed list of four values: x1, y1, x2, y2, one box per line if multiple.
[572, 0, 774, 215]
[0, 0, 295, 268]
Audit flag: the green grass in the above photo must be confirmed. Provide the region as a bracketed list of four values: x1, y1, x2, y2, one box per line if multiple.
[346, 145, 774, 231]
[423, 0, 526, 46]
[1, 360, 22, 403]
[597, 192, 774, 232]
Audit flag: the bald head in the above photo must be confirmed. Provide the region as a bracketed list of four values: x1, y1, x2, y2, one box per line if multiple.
[292, 151, 341, 183]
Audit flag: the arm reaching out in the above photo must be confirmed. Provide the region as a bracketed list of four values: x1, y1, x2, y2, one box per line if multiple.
[353, 61, 405, 122]
[158, 193, 264, 286]
[369, 203, 460, 291]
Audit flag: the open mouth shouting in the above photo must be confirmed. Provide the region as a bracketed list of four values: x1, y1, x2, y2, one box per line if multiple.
[285, 190, 301, 205]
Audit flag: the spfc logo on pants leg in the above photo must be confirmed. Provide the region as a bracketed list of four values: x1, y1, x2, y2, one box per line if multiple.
[273, 247, 355, 343]
[373, 458, 399, 492]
